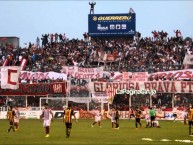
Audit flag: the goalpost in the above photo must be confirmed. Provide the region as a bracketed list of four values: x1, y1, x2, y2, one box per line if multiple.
[39, 96, 68, 110]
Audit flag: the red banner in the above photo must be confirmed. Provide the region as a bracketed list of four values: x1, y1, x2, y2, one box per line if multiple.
[0, 82, 67, 96]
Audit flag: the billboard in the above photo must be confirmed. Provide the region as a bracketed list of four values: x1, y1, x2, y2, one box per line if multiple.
[0, 82, 67, 96]
[88, 13, 136, 36]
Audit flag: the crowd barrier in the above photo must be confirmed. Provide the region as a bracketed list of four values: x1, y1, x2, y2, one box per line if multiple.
[0, 110, 186, 120]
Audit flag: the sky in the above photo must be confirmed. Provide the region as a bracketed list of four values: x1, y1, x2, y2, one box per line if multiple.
[0, 0, 193, 47]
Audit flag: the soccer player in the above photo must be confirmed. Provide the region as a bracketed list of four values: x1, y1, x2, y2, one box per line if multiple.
[145, 111, 151, 128]
[135, 109, 142, 128]
[109, 108, 116, 129]
[63, 104, 78, 138]
[115, 109, 120, 129]
[14, 106, 20, 131]
[187, 105, 193, 136]
[7, 106, 16, 132]
[91, 108, 102, 128]
[40, 103, 54, 138]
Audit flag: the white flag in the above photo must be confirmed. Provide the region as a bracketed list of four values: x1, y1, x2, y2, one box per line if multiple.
[1, 66, 21, 90]
[183, 54, 193, 65]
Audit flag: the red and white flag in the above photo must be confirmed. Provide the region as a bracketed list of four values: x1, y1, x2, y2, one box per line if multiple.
[20, 58, 27, 70]
[106, 87, 117, 104]
[1, 66, 21, 89]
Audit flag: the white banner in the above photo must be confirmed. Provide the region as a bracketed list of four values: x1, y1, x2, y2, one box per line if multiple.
[107, 69, 193, 81]
[19, 71, 67, 81]
[89, 81, 193, 93]
[0, 71, 67, 81]
[122, 72, 148, 81]
[61, 66, 103, 79]
[149, 69, 193, 80]
[1, 66, 21, 89]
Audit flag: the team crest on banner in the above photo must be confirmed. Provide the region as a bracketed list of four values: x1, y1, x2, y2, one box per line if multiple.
[1, 66, 21, 90]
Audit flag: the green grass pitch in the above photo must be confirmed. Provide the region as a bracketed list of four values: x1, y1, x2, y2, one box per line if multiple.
[0, 119, 192, 145]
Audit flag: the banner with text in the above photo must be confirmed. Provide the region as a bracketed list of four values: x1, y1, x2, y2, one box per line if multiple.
[89, 81, 193, 93]
[0, 71, 67, 81]
[0, 82, 67, 96]
[122, 72, 148, 81]
[61, 66, 103, 79]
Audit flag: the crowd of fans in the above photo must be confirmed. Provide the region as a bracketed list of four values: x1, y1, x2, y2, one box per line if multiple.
[0, 30, 192, 73]
[0, 30, 193, 110]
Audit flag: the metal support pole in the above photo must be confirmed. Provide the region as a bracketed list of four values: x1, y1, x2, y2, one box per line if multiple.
[40, 97, 42, 110]
[26, 96, 28, 108]
[172, 94, 175, 109]
[87, 101, 89, 111]
[129, 95, 131, 108]
[150, 95, 152, 108]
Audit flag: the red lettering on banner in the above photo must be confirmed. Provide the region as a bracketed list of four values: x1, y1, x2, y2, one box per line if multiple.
[158, 73, 166, 79]
[182, 71, 192, 79]
[163, 82, 170, 92]
[19, 72, 49, 80]
[171, 82, 177, 92]
[157, 82, 164, 92]
[173, 72, 183, 79]
[187, 82, 193, 93]
[78, 67, 94, 73]
[181, 82, 186, 92]
[113, 83, 118, 90]
[123, 83, 128, 90]
[135, 82, 140, 90]
[151, 82, 157, 90]
[94, 82, 101, 92]
[144, 82, 150, 90]
[165, 73, 173, 80]
[129, 82, 134, 89]
[106, 83, 112, 90]
[8, 69, 17, 85]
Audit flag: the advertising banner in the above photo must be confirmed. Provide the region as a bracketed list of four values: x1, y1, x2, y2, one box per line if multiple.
[88, 13, 136, 36]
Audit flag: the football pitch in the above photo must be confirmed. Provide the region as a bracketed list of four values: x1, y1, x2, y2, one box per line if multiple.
[0, 119, 192, 145]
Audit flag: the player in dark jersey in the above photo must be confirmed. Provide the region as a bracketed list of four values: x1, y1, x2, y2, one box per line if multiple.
[135, 109, 142, 128]
[187, 105, 193, 136]
[115, 109, 120, 129]
[7, 106, 16, 132]
[63, 104, 78, 138]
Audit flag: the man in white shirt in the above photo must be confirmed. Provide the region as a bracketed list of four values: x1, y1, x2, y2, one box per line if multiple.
[40, 103, 54, 138]
[91, 108, 102, 128]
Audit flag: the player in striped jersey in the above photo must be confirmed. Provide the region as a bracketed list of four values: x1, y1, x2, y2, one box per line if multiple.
[63, 104, 77, 138]
[7, 106, 16, 132]
[40, 103, 54, 138]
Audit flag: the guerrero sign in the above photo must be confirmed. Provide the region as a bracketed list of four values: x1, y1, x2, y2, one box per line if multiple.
[88, 13, 136, 36]
[0, 82, 66, 96]
[89, 81, 193, 93]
